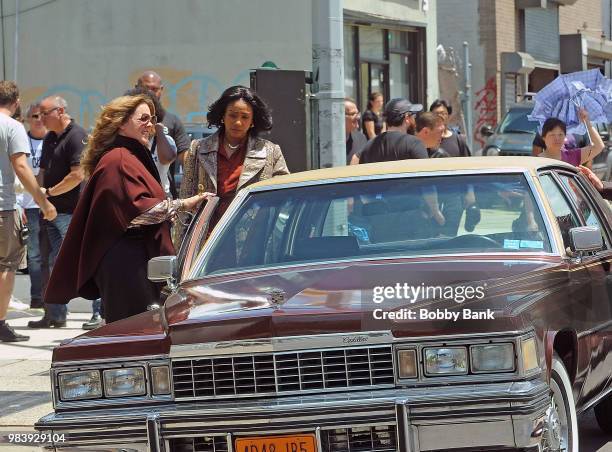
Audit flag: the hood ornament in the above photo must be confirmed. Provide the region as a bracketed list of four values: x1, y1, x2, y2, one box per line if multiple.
[267, 288, 286, 309]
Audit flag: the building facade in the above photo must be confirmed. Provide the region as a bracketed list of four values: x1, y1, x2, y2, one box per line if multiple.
[437, 0, 612, 149]
[343, 0, 438, 112]
[0, 0, 438, 167]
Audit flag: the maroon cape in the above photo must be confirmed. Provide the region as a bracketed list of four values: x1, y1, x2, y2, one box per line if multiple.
[44, 146, 175, 303]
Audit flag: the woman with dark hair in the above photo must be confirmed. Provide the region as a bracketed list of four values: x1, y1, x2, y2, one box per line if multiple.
[44, 95, 207, 323]
[180, 85, 289, 231]
[429, 99, 471, 157]
[362, 92, 385, 139]
[539, 109, 604, 165]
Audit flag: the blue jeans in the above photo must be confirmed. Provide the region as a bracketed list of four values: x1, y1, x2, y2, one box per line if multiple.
[43, 213, 72, 321]
[25, 209, 42, 304]
[92, 298, 103, 317]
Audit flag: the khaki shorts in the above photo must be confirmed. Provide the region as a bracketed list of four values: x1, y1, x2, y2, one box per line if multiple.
[0, 210, 25, 272]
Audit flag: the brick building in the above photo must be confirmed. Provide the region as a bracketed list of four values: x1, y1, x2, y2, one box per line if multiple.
[437, 0, 612, 148]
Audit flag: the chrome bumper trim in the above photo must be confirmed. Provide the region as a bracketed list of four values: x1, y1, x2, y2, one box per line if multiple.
[37, 379, 548, 451]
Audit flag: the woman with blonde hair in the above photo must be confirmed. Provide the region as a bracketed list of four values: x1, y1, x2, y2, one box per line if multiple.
[44, 95, 206, 323]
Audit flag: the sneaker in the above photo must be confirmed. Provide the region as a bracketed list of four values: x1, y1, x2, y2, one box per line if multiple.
[0, 323, 29, 342]
[9, 296, 29, 311]
[82, 313, 103, 330]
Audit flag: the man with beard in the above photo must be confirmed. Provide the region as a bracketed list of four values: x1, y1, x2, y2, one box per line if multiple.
[359, 98, 425, 164]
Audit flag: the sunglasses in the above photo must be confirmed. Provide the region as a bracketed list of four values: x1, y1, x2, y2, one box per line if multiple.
[134, 114, 157, 125]
[40, 107, 60, 117]
[30, 114, 42, 119]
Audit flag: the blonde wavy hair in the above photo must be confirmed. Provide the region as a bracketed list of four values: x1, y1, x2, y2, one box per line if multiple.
[81, 95, 155, 177]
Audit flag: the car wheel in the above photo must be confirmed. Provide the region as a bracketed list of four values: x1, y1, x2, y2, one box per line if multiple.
[541, 353, 579, 452]
[594, 393, 612, 434]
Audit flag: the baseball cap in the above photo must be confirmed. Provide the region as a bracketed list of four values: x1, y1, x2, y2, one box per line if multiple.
[384, 98, 423, 121]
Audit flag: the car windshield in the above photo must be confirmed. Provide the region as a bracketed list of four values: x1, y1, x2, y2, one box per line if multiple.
[498, 108, 539, 134]
[197, 174, 552, 276]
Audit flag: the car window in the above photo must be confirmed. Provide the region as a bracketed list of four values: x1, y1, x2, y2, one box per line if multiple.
[498, 108, 539, 134]
[197, 174, 552, 276]
[539, 174, 581, 250]
[556, 173, 609, 249]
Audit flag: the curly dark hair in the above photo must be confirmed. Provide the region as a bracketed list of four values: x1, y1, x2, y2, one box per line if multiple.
[207, 85, 273, 136]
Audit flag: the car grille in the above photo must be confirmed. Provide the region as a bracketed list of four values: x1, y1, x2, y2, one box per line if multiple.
[168, 425, 398, 452]
[169, 435, 229, 452]
[172, 345, 394, 400]
[322, 425, 397, 451]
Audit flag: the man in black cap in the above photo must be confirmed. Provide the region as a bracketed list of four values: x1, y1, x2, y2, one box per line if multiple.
[359, 98, 426, 163]
[359, 98, 445, 228]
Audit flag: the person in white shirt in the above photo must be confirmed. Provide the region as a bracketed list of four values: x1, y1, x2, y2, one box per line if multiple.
[16, 103, 47, 309]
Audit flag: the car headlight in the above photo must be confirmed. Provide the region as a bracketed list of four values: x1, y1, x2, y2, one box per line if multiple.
[485, 147, 500, 156]
[396, 349, 418, 379]
[424, 347, 468, 375]
[103, 367, 146, 397]
[521, 337, 539, 373]
[151, 365, 171, 395]
[471, 343, 515, 373]
[58, 370, 102, 401]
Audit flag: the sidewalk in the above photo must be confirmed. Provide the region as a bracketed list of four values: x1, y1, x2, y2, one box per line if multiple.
[1, 275, 93, 433]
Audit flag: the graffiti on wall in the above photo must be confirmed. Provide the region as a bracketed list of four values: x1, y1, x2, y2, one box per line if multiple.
[474, 77, 497, 148]
[20, 68, 252, 129]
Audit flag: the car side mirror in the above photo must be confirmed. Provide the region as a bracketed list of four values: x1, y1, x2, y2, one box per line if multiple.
[600, 130, 610, 142]
[148, 256, 178, 287]
[480, 125, 494, 137]
[569, 226, 603, 253]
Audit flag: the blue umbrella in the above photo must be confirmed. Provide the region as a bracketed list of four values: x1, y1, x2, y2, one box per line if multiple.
[528, 69, 612, 137]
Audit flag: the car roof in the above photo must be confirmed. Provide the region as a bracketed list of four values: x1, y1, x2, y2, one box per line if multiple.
[248, 156, 576, 190]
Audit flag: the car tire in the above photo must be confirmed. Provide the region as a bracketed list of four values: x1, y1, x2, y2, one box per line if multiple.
[594, 393, 612, 434]
[541, 354, 579, 452]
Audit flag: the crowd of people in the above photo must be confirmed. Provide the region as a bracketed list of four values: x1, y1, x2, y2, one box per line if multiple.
[1, 75, 611, 342]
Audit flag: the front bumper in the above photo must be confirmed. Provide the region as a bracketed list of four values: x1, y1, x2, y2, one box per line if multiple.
[36, 379, 549, 452]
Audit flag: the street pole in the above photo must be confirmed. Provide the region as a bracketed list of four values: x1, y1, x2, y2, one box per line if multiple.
[462, 42, 473, 150]
[312, 0, 345, 168]
[13, 0, 18, 81]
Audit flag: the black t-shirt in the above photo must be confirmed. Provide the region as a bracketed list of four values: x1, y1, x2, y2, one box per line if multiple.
[346, 130, 368, 163]
[41, 121, 87, 214]
[163, 112, 190, 153]
[362, 109, 384, 137]
[359, 131, 428, 163]
[439, 132, 471, 157]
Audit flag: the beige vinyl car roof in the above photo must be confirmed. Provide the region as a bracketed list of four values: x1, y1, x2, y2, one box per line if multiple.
[248, 156, 576, 190]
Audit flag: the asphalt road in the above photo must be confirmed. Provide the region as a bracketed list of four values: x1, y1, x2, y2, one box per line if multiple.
[1, 274, 611, 451]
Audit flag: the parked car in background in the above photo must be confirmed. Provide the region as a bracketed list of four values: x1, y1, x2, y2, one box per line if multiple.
[36, 157, 612, 451]
[173, 123, 217, 193]
[479, 102, 612, 180]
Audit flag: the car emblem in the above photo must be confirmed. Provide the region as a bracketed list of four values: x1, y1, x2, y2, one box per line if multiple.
[267, 289, 286, 309]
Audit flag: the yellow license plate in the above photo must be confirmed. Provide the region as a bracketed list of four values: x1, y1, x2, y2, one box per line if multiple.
[235, 434, 317, 452]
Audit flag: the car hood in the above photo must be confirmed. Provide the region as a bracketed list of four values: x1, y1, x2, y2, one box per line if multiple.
[488, 133, 535, 153]
[165, 255, 566, 344]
